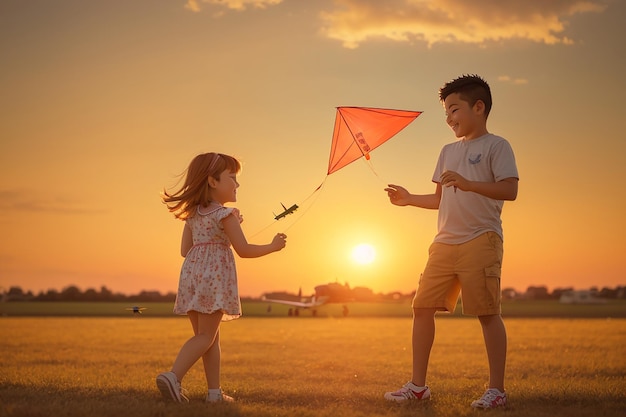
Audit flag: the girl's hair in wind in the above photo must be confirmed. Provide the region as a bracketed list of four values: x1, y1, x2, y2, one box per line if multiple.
[162, 152, 241, 220]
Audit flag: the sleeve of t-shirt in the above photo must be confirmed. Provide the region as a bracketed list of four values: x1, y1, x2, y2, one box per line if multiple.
[432, 148, 446, 183]
[491, 140, 519, 181]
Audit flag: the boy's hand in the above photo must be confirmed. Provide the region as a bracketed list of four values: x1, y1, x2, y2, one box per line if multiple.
[385, 184, 410, 206]
[440, 170, 468, 192]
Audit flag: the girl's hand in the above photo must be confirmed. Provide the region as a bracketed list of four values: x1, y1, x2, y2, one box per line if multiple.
[272, 233, 287, 251]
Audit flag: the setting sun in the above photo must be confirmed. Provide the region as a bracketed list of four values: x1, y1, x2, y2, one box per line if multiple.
[351, 243, 376, 265]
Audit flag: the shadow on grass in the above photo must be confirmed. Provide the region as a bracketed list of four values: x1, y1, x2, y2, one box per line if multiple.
[0, 382, 247, 417]
[1, 382, 625, 417]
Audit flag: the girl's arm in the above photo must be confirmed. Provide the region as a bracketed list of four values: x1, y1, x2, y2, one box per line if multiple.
[385, 183, 442, 209]
[222, 213, 286, 258]
[181, 223, 193, 257]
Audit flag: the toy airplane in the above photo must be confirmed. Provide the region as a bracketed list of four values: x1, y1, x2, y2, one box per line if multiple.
[274, 203, 298, 220]
[125, 306, 147, 314]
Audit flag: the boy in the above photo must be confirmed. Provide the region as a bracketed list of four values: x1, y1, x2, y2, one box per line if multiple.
[383, 74, 518, 409]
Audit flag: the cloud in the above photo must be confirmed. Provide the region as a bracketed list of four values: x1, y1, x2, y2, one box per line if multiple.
[0, 189, 104, 215]
[185, 0, 284, 13]
[498, 75, 529, 85]
[319, 0, 608, 48]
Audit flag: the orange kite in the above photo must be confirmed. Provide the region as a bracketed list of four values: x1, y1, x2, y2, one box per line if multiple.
[327, 107, 422, 175]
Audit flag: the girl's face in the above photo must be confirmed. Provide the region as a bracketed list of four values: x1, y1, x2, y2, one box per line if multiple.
[209, 169, 239, 204]
[443, 92, 486, 140]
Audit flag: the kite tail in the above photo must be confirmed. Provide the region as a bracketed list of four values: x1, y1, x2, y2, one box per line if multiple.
[361, 157, 388, 186]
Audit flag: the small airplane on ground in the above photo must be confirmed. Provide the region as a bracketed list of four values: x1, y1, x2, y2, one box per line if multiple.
[261, 294, 329, 309]
[274, 203, 298, 220]
[126, 306, 147, 314]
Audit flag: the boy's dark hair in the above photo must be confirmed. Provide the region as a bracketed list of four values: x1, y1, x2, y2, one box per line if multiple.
[439, 74, 492, 117]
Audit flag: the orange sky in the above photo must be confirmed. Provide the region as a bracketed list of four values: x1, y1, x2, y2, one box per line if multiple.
[1, 0, 625, 298]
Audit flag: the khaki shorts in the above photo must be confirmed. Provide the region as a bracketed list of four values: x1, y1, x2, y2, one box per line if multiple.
[412, 231, 503, 316]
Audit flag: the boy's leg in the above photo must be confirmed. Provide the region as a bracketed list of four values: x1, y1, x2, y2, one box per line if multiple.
[478, 314, 507, 392]
[457, 232, 507, 408]
[385, 242, 459, 402]
[411, 308, 437, 386]
[384, 307, 438, 402]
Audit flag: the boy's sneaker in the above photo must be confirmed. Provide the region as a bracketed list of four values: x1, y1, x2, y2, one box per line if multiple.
[471, 388, 507, 409]
[206, 388, 234, 403]
[156, 372, 189, 403]
[384, 381, 431, 402]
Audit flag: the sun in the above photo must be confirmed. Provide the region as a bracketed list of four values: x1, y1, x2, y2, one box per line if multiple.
[351, 243, 376, 265]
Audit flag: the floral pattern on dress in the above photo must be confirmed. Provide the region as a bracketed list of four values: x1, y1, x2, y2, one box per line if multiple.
[173, 206, 242, 321]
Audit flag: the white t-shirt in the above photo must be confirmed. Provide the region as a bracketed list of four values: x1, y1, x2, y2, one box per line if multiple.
[432, 133, 519, 244]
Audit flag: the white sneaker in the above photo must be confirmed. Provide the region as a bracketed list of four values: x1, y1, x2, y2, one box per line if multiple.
[156, 372, 189, 403]
[384, 381, 431, 402]
[206, 388, 234, 403]
[471, 388, 507, 409]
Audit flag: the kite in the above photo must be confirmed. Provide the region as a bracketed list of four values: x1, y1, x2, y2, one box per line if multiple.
[327, 107, 422, 175]
[256, 106, 422, 231]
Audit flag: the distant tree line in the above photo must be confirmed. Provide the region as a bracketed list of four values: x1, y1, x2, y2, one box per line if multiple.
[2, 285, 176, 302]
[2, 283, 625, 303]
[503, 285, 626, 300]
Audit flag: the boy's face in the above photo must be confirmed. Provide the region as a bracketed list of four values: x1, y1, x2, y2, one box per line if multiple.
[443, 92, 487, 140]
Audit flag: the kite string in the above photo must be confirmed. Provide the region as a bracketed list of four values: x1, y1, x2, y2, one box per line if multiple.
[248, 178, 327, 239]
[281, 179, 325, 233]
[248, 219, 277, 239]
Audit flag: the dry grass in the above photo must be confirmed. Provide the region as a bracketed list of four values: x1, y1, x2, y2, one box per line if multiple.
[0, 317, 624, 417]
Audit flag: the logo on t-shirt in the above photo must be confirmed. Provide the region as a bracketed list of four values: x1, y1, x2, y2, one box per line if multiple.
[468, 153, 482, 164]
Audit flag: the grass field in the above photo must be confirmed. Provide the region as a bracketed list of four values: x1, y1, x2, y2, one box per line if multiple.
[0, 317, 624, 417]
[2, 299, 626, 318]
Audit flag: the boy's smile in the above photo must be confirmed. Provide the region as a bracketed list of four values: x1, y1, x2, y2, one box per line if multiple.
[443, 92, 488, 140]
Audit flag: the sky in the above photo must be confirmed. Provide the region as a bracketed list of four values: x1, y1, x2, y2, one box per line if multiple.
[1, 0, 625, 298]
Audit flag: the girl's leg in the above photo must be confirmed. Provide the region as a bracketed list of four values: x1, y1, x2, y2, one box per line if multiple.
[202, 330, 221, 389]
[171, 310, 223, 381]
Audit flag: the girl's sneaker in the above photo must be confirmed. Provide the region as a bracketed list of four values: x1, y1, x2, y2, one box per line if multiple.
[156, 372, 189, 403]
[471, 388, 507, 409]
[206, 388, 234, 403]
[384, 381, 431, 402]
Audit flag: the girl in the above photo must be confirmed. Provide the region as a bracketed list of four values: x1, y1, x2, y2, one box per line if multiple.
[156, 152, 287, 403]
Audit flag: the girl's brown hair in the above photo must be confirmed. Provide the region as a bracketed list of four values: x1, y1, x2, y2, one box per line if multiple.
[162, 152, 241, 220]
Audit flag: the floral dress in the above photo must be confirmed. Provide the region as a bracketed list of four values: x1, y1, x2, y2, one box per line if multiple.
[173, 206, 242, 321]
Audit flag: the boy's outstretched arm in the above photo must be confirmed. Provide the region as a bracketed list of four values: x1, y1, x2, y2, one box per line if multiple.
[385, 183, 442, 209]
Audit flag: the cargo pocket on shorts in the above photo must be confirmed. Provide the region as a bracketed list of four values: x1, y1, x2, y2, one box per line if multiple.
[484, 264, 502, 310]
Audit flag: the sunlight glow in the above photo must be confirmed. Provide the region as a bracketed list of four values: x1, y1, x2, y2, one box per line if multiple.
[351, 243, 376, 265]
